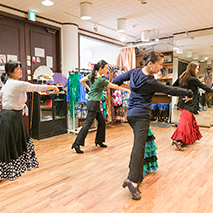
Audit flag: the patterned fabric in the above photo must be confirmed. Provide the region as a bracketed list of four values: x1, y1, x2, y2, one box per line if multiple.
[75, 103, 87, 119]
[143, 128, 158, 177]
[0, 139, 39, 181]
[112, 90, 122, 106]
[121, 91, 129, 109]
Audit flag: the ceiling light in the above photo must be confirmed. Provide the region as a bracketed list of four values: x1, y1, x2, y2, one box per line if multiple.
[93, 24, 98, 32]
[139, 0, 147, 4]
[120, 35, 126, 42]
[117, 18, 126, 32]
[185, 30, 189, 37]
[80, 2, 91, 20]
[141, 30, 150, 42]
[207, 59, 212, 64]
[186, 50, 192, 57]
[205, 56, 208, 61]
[176, 47, 183, 54]
[42, 0, 54, 6]
[192, 52, 199, 60]
[200, 56, 206, 62]
[173, 46, 179, 51]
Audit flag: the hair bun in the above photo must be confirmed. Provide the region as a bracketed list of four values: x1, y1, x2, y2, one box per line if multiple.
[143, 53, 149, 62]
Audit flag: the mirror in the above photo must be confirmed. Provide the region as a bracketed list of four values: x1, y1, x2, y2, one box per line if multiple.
[171, 58, 213, 128]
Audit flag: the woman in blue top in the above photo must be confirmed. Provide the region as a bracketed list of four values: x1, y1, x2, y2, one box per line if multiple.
[113, 51, 193, 200]
[71, 60, 130, 154]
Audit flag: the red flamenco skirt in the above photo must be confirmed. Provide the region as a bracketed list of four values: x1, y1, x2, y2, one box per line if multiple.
[171, 108, 202, 144]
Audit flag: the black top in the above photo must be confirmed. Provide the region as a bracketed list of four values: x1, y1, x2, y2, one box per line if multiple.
[113, 68, 193, 119]
[172, 76, 213, 114]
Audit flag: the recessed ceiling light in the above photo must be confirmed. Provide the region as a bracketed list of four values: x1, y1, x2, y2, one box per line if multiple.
[42, 0, 54, 6]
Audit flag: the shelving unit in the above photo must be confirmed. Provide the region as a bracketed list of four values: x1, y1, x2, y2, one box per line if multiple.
[32, 92, 67, 139]
[135, 50, 173, 123]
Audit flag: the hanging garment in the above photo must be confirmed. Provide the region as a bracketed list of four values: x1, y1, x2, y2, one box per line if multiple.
[78, 73, 87, 104]
[67, 73, 79, 118]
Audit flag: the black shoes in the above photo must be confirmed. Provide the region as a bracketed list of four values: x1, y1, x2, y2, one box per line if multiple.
[71, 144, 84, 154]
[95, 141, 107, 148]
[122, 179, 141, 200]
[172, 140, 184, 151]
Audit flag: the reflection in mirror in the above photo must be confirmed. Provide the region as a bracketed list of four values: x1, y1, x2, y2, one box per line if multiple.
[171, 57, 213, 128]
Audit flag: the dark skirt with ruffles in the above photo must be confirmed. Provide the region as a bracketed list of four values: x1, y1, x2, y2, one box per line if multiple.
[0, 109, 39, 181]
[143, 128, 158, 177]
[171, 108, 202, 144]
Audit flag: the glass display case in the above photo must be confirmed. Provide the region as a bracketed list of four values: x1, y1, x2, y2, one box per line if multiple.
[40, 94, 53, 122]
[32, 92, 67, 140]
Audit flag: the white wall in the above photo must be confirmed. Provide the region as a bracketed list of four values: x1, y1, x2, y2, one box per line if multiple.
[80, 36, 121, 69]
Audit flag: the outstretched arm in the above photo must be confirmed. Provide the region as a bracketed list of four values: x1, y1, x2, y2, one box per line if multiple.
[107, 82, 130, 95]
[80, 76, 90, 91]
[192, 77, 213, 93]
[47, 85, 59, 95]
[152, 79, 193, 98]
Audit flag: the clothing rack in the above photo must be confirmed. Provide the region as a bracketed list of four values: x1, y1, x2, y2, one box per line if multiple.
[69, 68, 92, 75]
[67, 68, 97, 135]
[108, 64, 126, 70]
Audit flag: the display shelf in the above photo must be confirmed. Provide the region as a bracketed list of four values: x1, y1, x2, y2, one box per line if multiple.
[32, 92, 67, 140]
[164, 63, 173, 66]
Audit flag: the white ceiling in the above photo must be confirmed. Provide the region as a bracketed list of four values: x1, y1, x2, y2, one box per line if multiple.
[1, 0, 213, 61]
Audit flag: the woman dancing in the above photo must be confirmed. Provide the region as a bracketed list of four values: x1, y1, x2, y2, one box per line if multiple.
[171, 62, 213, 151]
[0, 60, 59, 180]
[113, 51, 193, 200]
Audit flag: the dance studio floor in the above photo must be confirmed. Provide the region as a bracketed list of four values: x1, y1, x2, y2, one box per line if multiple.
[1, 122, 213, 213]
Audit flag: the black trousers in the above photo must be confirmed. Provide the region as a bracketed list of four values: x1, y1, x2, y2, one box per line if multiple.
[127, 116, 150, 183]
[73, 110, 106, 146]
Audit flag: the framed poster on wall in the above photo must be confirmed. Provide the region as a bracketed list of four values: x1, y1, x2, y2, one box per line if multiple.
[0, 54, 6, 70]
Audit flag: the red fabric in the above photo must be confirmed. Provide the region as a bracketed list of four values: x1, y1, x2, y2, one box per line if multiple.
[171, 108, 202, 144]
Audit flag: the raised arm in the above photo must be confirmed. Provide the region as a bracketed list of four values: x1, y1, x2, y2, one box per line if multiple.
[152, 79, 193, 98]
[112, 69, 133, 86]
[107, 82, 130, 94]
[80, 76, 90, 91]
[191, 77, 213, 93]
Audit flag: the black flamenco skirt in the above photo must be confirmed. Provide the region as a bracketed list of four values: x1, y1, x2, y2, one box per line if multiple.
[0, 109, 39, 181]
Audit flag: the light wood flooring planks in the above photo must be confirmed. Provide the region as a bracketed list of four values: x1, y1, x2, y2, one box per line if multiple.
[1, 122, 213, 213]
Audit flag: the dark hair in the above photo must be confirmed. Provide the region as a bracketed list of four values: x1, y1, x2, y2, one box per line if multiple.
[1, 60, 21, 84]
[143, 51, 164, 66]
[90, 60, 108, 84]
[179, 62, 198, 85]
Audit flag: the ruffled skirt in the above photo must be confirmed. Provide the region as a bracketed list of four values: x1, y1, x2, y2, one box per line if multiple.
[0, 109, 39, 181]
[143, 128, 158, 177]
[171, 108, 202, 145]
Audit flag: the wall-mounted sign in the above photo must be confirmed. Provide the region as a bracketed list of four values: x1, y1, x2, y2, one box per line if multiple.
[28, 12, 36, 22]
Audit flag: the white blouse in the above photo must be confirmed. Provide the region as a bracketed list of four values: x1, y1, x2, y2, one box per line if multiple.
[0, 78, 47, 111]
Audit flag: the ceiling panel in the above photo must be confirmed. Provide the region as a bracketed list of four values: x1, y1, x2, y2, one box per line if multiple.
[1, 0, 213, 60]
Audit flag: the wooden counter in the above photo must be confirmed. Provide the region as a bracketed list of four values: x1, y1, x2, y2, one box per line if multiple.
[152, 93, 171, 104]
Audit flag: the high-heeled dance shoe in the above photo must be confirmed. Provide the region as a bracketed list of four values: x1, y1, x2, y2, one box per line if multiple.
[71, 144, 84, 154]
[95, 141, 107, 148]
[172, 140, 184, 151]
[122, 179, 141, 200]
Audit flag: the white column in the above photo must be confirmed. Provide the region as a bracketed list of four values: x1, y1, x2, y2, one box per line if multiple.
[171, 56, 179, 122]
[61, 24, 78, 78]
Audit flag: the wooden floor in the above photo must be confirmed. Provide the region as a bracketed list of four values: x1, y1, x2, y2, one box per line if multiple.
[1, 123, 213, 213]
[171, 107, 213, 127]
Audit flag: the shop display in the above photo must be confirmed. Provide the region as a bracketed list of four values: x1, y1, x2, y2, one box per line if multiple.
[32, 92, 67, 139]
